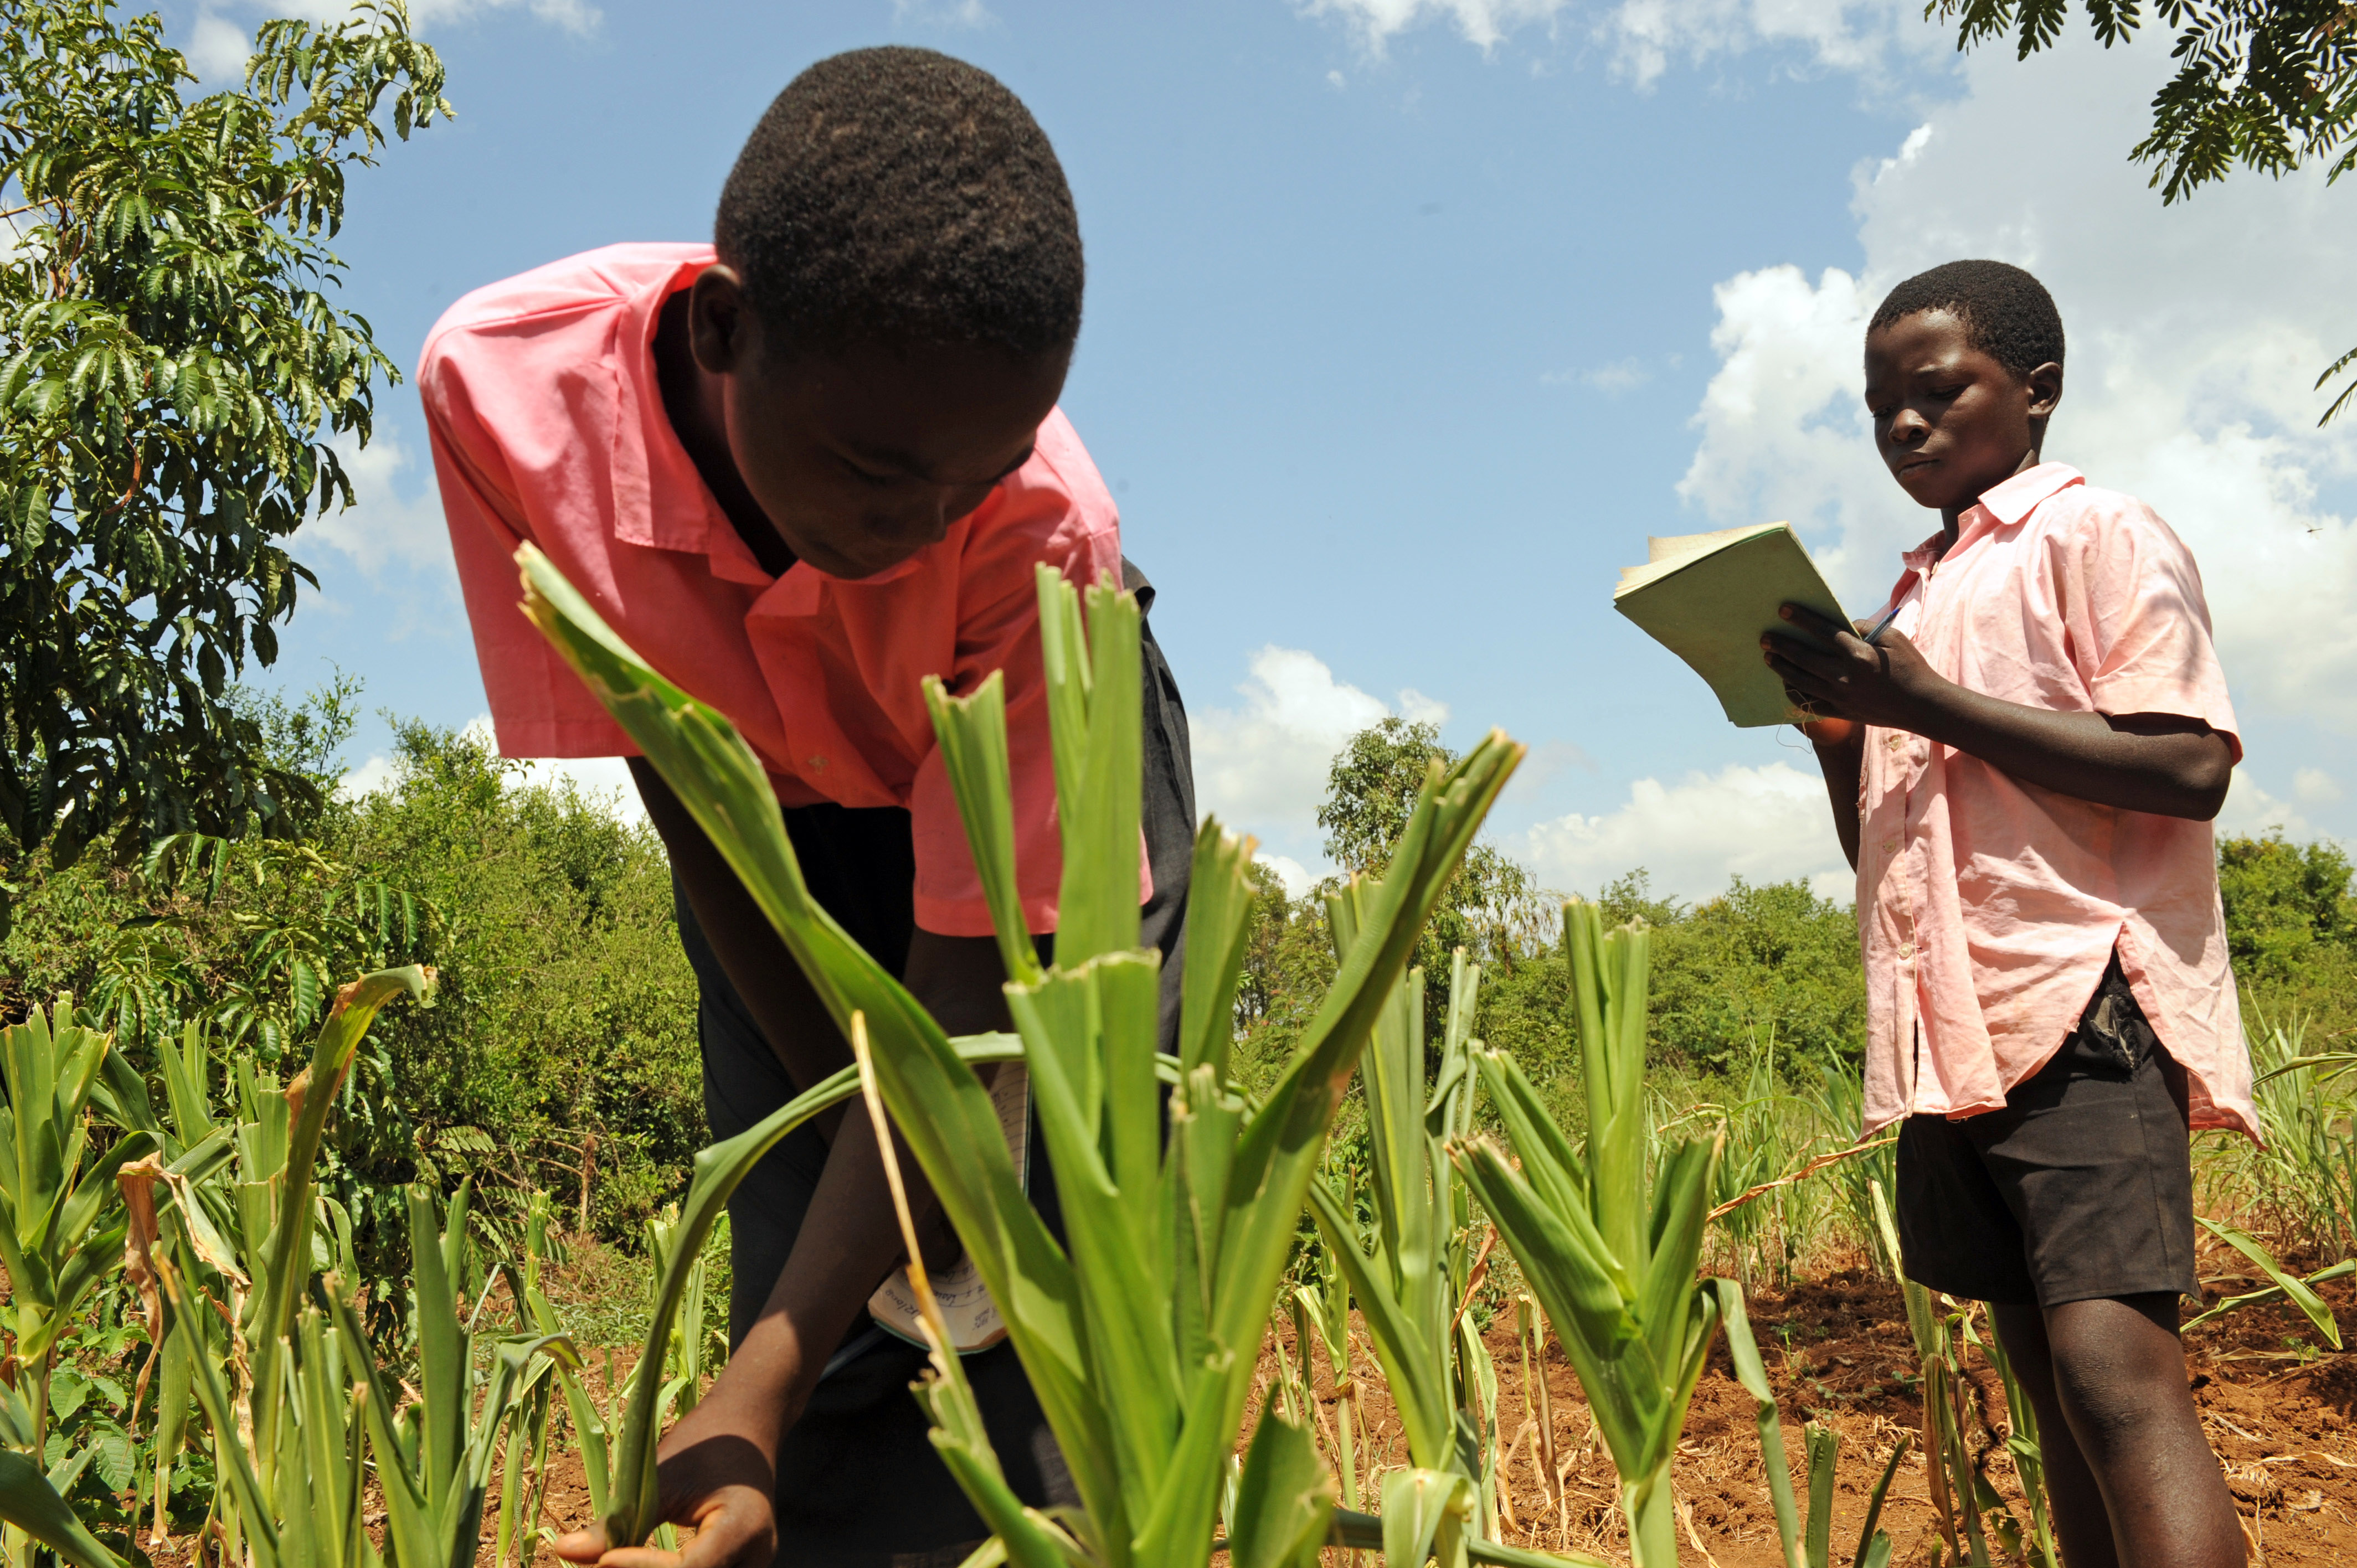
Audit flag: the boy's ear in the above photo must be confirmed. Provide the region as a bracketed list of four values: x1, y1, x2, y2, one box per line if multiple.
[687, 264, 763, 376]
[2026, 359, 2063, 422]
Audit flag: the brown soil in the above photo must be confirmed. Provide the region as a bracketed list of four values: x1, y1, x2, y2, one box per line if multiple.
[142, 1256, 2348, 1567]
[1259, 1261, 2357, 1567]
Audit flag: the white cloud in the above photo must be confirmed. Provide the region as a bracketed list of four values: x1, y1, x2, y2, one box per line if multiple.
[1299, 0, 1574, 53]
[336, 752, 398, 801]
[1544, 357, 1651, 393]
[1298, 0, 1929, 84]
[1190, 646, 1447, 867]
[305, 430, 454, 580]
[2294, 767, 2344, 805]
[893, 0, 994, 25]
[1515, 760, 1849, 905]
[2218, 768, 2316, 841]
[1256, 853, 1316, 897]
[340, 718, 645, 824]
[188, 11, 252, 80]
[189, 0, 598, 79]
[1679, 28, 2357, 734]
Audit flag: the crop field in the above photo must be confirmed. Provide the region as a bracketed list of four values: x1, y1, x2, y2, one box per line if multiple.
[0, 564, 2344, 1568]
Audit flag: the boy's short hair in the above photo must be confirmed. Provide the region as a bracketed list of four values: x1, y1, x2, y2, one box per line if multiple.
[1868, 260, 2065, 379]
[716, 47, 1082, 360]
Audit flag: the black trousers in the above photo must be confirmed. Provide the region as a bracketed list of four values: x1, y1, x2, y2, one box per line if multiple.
[673, 568, 1195, 1568]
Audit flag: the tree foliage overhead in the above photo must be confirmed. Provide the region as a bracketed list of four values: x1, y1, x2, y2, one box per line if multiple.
[1935, 0, 2357, 415]
[0, 0, 449, 881]
[1939, 0, 2357, 202]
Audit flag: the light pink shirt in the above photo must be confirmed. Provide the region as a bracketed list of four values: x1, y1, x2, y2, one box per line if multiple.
[1855, 463, 2256, 1141]
[420, 243, 1130, 938]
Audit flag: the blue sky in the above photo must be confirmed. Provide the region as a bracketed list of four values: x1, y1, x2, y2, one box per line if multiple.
[171, 0, 2357, 901]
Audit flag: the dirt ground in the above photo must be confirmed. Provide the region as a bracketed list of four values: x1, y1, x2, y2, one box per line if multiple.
[495, 1251, 2357, 1567]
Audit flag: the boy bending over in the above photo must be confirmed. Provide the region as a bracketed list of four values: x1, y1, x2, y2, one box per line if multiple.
[1766, 260, 2253, 1568]
[424, 48, 1195, 1568]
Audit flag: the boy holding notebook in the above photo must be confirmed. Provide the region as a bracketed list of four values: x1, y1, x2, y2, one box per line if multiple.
[1764, 260, 2251, 1568]
[424, 49, 1195, 1568]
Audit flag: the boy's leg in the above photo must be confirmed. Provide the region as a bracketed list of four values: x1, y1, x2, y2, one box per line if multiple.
[1992, 1294, 2241, 1568]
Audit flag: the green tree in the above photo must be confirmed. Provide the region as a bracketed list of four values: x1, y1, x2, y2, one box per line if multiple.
[1936, 0, 2357, 416]
[0, 0, 450, 904]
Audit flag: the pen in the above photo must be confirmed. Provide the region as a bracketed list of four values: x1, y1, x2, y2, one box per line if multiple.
[1859, 601, 1906, 646]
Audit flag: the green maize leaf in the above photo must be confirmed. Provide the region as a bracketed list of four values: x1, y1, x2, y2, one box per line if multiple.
[1051, 578, 1143, 968]
[921, 672, 1039, 987]
[1129, 1344, 1242, 1568]
[1447, 1139, 1643, 1397]
[2198, 1218, 2343, 1348]
[1707, 1279, 1803, 1568]
[1852, 1434, 1909, 1568]
[1175, 821, 1256, 1080]
[1007, 963, 1180, 1507]
[1211, 736, 1520, 1370]
[1227, 1409, 1332, 1568]
[1305, 1178, 1454, 1472]
[161, 1257, 280, 1568]
[1380, 1468, 1475, 1568]
[407, 1184, 466, 1520]
[1803, 1423, 1839, 1568]
[2183, 1258, 2356, 1333]
[0, 1447, 120, 1568]
[252, 964, 434, 1464]
[1634, 1137, 1719, 1373]
[1867, 1183, 1939, 1364]
[1034, 563, 1092, 835]
[1326, 1511, 1613, 1568]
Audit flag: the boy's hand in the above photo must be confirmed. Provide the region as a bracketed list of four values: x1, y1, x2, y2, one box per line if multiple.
[1762, 603, 1945, 734]
[553, 1397, 780, 1568]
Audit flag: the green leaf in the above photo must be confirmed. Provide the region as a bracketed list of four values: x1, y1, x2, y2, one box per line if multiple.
[1228, 1410, 1334, 1568]
[2196, 1219, 2344, 1349]
[0, 1447, 120, 1568]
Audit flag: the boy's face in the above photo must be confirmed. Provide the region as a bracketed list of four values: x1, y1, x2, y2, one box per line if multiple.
[689, 269, 1069, 581]
[1863, 309, 2061, 518]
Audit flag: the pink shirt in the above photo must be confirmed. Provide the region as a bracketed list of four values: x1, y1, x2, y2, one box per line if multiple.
[421, 243, 1129, 938]
[1855, 463, 2256, 1141]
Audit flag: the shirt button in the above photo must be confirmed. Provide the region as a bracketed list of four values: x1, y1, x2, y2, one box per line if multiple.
[1880, 837, 1898, 854]
[1886, 734, 1904, 751]
[1898, 941, 1916, 959]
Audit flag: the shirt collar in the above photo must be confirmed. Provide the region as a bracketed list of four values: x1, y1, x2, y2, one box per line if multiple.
[1897, 461, 2083, 574]
[605, 249, 932, 608]
[1975, 461, 2082, 529]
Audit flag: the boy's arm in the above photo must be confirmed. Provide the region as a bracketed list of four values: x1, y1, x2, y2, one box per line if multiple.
[1765, 606, 2234, 821]
[562, 762, 1009, 1568]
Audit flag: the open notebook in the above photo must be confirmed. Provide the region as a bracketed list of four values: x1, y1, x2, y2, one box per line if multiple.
[1613, 523, 1851, 728]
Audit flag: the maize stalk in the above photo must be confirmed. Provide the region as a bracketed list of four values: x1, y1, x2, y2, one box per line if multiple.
[1447, 903, 1724, 1568]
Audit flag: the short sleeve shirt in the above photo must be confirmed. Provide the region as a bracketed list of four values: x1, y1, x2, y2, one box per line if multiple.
[420, 243, 1129, 938]
[1854, 463, 2257, 1141]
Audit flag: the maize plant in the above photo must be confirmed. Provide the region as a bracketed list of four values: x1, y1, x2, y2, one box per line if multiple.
[1718, 1281, 1907, 1568]
[136, 967, 430, 1568]
[1448, 903, 1725, 1568]
[1305, 937, 1497, 1566]
[1290, 1199, 1361, 1515]
[516, 541, 1524, 1568]
[1867, 1182, 2003, 1568]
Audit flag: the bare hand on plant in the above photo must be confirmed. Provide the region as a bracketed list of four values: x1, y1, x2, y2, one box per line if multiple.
[555, 1399, 779, 1568]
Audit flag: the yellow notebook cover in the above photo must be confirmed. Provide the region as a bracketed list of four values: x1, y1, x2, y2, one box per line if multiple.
[1613, 523, 1850, 728]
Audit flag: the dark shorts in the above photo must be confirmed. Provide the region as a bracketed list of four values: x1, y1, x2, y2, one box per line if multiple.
[676, 564, 1196, 1568]
[1895, 956, 2199, 1308]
